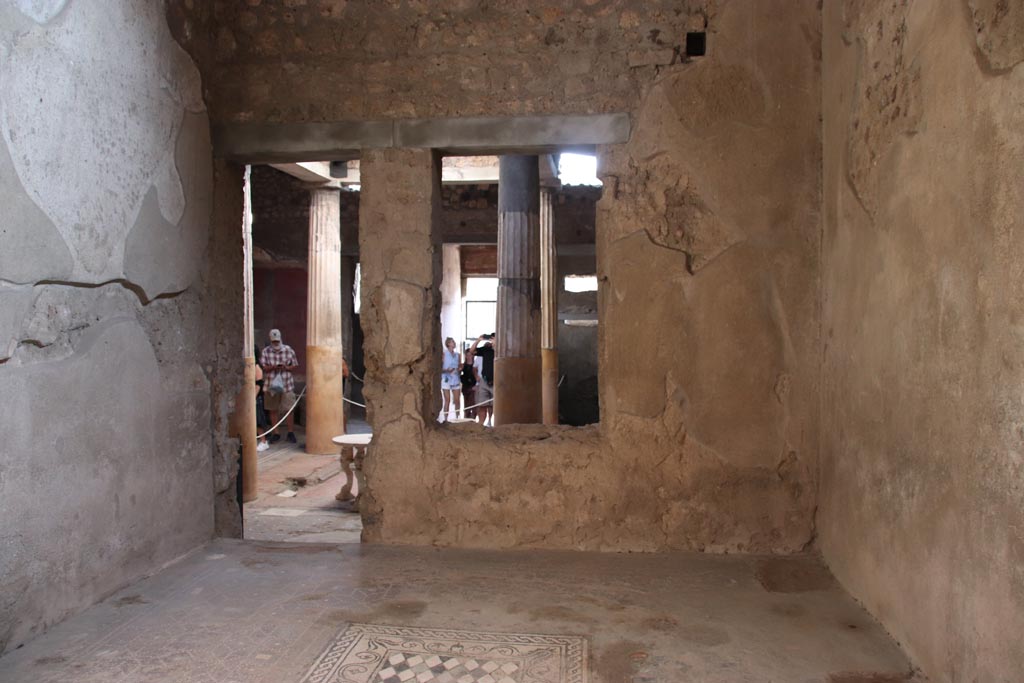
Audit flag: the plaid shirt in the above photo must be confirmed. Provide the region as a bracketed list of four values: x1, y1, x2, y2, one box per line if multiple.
[260, 343, 298, 393]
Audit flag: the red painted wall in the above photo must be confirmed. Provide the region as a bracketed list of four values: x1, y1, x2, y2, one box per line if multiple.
[253, 267, 307, 378]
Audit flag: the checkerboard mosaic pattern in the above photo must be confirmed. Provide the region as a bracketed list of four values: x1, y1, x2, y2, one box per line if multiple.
[376, 652, 518, 683]
[301, 623, 587, 683]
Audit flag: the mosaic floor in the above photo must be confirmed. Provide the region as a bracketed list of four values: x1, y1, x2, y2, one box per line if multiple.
[0, 539, 916, 683]
[303, 624, 586, 683]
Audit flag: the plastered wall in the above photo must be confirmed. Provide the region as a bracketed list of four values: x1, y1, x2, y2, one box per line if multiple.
[0, 0, 228, 653]
[172, 0, 823, 553]
[820, 1, 1024, 680]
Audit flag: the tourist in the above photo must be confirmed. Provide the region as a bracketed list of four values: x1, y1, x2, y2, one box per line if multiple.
[461, 340, 478, 419]
[259, 328, 299, 444]
[254, 344, 269, 452]
[440, 337, 462, 422]
[474, 333, 496, 427]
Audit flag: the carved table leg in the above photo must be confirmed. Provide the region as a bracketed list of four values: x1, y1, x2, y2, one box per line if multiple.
[335, 446, 356, 501]
[352, 446, 368, 503]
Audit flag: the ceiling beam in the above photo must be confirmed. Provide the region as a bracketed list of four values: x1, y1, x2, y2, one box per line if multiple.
[214, 113, 630, 163]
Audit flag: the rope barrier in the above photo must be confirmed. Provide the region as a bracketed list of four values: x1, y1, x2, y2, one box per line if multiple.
[257, 386, 306, 439]
[256, 377, 498, 437]
[460, 397, 494, 411]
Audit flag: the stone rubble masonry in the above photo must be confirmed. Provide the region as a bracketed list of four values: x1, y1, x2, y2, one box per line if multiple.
[0, 0, 224, 656]
[357, 149, 443, 537]
[168, 0, 711, 125]
[820, 1, 1024, 681]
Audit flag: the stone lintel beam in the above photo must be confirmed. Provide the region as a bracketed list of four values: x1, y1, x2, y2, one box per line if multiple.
[213, 114, 629, 162]
[268, 161, 337, 185]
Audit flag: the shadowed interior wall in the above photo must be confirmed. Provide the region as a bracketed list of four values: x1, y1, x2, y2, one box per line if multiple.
[820, 1, 1024, 680]
[253, 268, 308, 377]
[0, 0, 224, 654]
[172, 0, 822, 552]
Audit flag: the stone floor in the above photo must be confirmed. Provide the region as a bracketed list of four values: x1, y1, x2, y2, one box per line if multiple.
[245, 421, 369, 544]
[0, 539, 920, 683]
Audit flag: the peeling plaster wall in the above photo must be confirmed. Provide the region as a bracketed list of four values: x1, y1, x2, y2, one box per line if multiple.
[0, 0, 222, 653]
[174, 0, 822, 553]
[820, 1, 1024, 680]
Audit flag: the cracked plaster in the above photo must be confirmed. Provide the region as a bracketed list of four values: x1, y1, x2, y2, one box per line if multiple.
[0, 0, 205, 295]
[0, 0, 217, 656]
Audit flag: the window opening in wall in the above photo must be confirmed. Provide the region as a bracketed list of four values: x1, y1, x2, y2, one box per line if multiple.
[464, 277, 498, 341]
[242, 161, 366, 546]
[564, 275, 598, 292]
[437, 153, 601, 429]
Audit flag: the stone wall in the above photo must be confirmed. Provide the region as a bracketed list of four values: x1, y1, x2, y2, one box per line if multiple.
[0, 0, 222, 653]
[172, 0, 822, 552]
[170, 0, 710, 124]
[820, 1, 1024, 680]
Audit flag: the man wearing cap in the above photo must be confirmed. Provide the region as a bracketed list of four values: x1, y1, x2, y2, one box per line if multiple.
[259, 329, 299, 444]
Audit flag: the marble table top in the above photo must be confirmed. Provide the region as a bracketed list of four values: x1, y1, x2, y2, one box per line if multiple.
[332, 433, 372, 446]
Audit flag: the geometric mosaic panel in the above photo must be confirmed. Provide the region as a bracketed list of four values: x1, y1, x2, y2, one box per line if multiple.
[301, 623, 588, 683]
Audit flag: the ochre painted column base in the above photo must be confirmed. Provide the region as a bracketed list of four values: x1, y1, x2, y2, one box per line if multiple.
[541, 348, 559, 425]
[240, 357, 259, 503]
[494, 356, 542, 425]
[306, 345, 345, 454]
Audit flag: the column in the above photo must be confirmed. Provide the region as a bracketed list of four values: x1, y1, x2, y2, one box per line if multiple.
[305, 186, 345, 454]
[240, 166, 259, 502]
[494, 156, 542, 425]
[440, 244, 463, 344]
[540, 188, 559, 425]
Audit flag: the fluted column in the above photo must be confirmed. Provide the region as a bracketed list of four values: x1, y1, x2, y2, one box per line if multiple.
[305, 186, 345, 453]
[494, 156, 542, 425]
[540, 188, 559, 425]
[240, 166, 258, 502]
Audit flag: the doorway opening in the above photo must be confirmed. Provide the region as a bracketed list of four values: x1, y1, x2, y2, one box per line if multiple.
[242, 161, 367, 544]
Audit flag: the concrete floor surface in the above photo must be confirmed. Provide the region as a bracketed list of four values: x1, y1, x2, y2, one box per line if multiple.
[0, 539, 918, 682]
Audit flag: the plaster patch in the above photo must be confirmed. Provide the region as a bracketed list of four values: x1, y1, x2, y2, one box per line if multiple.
[11, 0, 67, 24]
[153, 154, 186, 226]
[0, 0, 202, 281]
[123, 111, 212, 299]
[381, 281, 426, 367]
[0, 124, 73, 284]
[846, 2, 922, 216]
[969, 0, 1024, 71]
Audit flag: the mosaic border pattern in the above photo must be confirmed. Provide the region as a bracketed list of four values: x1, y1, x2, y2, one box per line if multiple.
[302, 623, 588, 683]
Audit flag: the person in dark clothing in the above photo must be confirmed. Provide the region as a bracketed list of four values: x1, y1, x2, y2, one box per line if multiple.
[461, 340, 478, 419]
[472, 333, 496, 426]
[254, 344, 270, 452]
